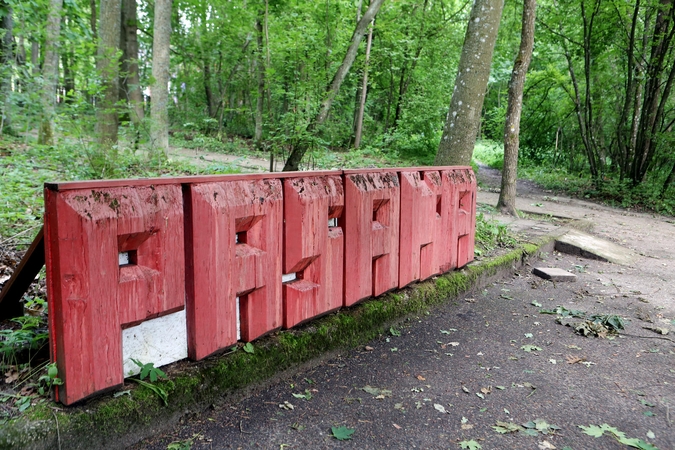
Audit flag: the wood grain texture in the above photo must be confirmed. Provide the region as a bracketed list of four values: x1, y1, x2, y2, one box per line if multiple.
[45, 185, 184, 405]
[282, 176, 344, 328]
[343, 172, 400, 306]
[185, 179, 283, 360]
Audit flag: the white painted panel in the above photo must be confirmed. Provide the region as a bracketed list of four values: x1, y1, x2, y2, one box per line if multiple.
[118, 252, 130, 266]
[282, 273, 297, 283]
[236, 296, 241, 341]
[122, 309, 188, 377]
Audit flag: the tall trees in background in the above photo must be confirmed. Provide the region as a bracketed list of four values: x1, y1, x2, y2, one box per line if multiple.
[2, 0, 672, 192]
[282, 0, 385, 171]
[150, 0, 172, 156]
[95, 0, 122, 148]
[0, 1, 13, 134]
[435, 0, 504, 166]
[37, 0, 63, 145]
[498, 0, 536, 216]
[122, 0, 144, 130]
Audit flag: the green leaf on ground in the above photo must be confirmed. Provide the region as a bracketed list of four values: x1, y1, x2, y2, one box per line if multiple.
[243, 342, 254, 354]
[643, 411, 655, 417]
[362, 386, 392, 397]
[579, 424, 659, 449]
[389, 327, 401, 336]
[331, 426, 355, 441]
[640, 399, 655, 407]
[531, 301, 542, 307]
[493, 421, 521, 434]
[521, 345, 542, 352]
[458, 440, 482, 450]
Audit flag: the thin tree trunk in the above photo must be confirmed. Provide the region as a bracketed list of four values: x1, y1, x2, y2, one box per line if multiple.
[90, 0, 97, 38]
[354, 18, 374, 149]
[31, 42, 39, 75]
[37, 0, 63, 145]
[95, 0, 122, 148]
[497, 0, 536, 216]
[123, 0, 144, 126]
[1, 1, 14, 133]
[264, 0, 272, 112]
[254, 12, 265, 147]
[283, 0, 385, 171]
[62, 49, 74, 104]
[150, 0, 172, 157]
[434, 0, 505, 166]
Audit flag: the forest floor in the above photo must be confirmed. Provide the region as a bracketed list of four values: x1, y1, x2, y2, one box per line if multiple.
[127, 161, 675, 450]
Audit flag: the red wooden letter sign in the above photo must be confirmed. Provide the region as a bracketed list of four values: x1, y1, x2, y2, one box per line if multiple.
[185, 179, 283, 360]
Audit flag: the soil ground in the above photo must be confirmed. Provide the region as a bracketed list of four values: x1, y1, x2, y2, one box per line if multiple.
[129, 164, 675, 450]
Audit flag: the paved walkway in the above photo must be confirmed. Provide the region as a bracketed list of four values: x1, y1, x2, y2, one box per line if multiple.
[133, 168, 675, 450]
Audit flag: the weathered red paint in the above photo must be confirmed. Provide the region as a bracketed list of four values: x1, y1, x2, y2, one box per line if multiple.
[185, 179, 283, 360]
[398, 171, 438, 287]
[282, 176, 344, 328]
[44, 185, 185, 405]
[343, 171, 400, 306]
[42, 167, 476, 405]
[444, 168, 477, 267]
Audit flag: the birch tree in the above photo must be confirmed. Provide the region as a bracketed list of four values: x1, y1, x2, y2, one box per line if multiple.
[150, 0, 172, 157]
[434, 0, 504, 166]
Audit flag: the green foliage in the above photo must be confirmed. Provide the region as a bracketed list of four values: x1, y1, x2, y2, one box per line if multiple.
[0, 316, 49, 369]
[330, 426, 355, 441]
[474, 212, 517, 255]
[243, 343, 255, 354]
[37, 363, 63, 396]
[131, 359, 167, 383]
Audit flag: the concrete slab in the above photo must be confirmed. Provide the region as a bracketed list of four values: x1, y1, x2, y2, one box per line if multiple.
[532, 267, 577, 281]
[555, 229, 636, 266]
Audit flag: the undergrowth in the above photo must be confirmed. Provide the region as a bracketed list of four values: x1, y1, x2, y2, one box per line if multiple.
[0, 136, 240, 239]
[472, 141, 675, 216]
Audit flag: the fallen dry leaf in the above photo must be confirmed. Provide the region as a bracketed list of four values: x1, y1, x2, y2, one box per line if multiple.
[480, 387, 492, 395]
[4, 370, 19, 384]
[19, 386, 34, 396]
[538, 441, 556, 449]
[565, 355, 584, 364]
[461, 423, 474, 430]
[416, 375, 426, 381]
[365, 346, 374, 351]
[393, 423, 401, 430]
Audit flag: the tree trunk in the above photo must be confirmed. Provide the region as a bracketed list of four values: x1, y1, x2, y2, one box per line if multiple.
[354, 18, 374, 149]
[283, 0, 385, 171]
[62, 49, 75, 104]
[90, 0, 97, 38]
[434, 0, 505, 166]
[37, 0, 63, 145]
[122, 0, 144, 126]
[254, 12, 265, 148]
[150, 0, 172, 157]
[497, 0, 536, 216]
[95, 0, 122, 148]
[0, 2, 14, 134]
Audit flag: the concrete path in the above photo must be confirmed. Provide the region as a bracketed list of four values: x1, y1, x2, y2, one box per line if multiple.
[132, 164, 675, 450]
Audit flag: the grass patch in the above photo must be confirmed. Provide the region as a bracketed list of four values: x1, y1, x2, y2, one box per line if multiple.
[0, 137, 240, 239]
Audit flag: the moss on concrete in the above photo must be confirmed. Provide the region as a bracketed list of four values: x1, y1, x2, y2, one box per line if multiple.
[0, 238, 553, 450]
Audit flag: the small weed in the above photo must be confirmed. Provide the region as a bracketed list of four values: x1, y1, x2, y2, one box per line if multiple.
[0, 316, 49, 369]
[131, 359, 167, 382]
[475, 213, 517, 254]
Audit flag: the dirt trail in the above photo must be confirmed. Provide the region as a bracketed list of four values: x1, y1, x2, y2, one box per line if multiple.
[129, 160, 675, 449]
